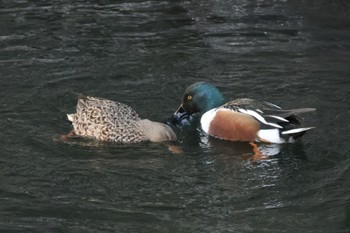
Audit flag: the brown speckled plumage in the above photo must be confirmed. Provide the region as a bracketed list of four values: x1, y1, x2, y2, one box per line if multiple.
[67, 96, 176, 143]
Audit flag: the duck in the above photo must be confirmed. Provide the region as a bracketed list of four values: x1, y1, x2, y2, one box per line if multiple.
[66, 96, 177, 143]
[172, 82, 315, 144]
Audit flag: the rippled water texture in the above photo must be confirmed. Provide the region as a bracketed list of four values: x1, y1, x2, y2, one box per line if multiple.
[1, 0, 349, 232]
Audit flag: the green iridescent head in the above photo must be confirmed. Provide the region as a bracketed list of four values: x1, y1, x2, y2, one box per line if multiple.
[178, 82, 225, 114]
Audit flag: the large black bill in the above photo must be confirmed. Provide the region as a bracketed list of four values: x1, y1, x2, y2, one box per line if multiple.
[175, 104, 185, 114]
[165, 106, 192, 126]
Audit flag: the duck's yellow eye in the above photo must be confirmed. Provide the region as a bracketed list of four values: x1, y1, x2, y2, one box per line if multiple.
[187, 95, 192, 100]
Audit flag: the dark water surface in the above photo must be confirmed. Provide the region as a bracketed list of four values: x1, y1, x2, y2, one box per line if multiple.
[1, 0, 350, 232]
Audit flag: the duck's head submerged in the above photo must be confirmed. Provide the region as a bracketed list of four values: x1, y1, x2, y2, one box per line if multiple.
[67, 96, 177, 143]
[171, 82, 225, 125]
[138, 119, 177, 142]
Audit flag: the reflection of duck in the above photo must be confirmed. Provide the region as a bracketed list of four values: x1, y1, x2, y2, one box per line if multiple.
[201, 135, 282, 158]
[66, 96, 176, 143]
[172, 82, 315, 144]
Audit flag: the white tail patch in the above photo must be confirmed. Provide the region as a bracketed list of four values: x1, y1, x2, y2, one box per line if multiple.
[282, 127, 315, 135]
[257, 129, 284, 144]
[200, 108, 218, 134]
[67, 114, 74, 122]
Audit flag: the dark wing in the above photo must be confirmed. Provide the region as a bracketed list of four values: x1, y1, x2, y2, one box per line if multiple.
[222, 98, 315, 129]
[223, 98, 282, 110]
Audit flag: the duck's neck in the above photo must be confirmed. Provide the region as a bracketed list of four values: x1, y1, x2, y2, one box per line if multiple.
[201, 92, 225, 113]
[138, 119, 177, 142]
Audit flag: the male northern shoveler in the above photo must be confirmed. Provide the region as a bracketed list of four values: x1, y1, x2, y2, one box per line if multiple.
[66, 96, 177, 143]
[172, 82, 315, 144]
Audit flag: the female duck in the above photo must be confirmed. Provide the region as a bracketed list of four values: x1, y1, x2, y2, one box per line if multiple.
[173, 82, 315, 144]
[67, 96, 176, 143]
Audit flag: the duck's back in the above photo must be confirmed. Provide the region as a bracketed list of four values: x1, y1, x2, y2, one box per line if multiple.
[76, 96, 140, 122]
[68, 96, 144, 142]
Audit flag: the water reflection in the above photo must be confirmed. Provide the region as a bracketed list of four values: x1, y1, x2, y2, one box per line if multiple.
[200, 135, 282, 157]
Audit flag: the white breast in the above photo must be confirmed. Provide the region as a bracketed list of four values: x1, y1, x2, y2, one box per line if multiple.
[200, 108, 218, 134]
